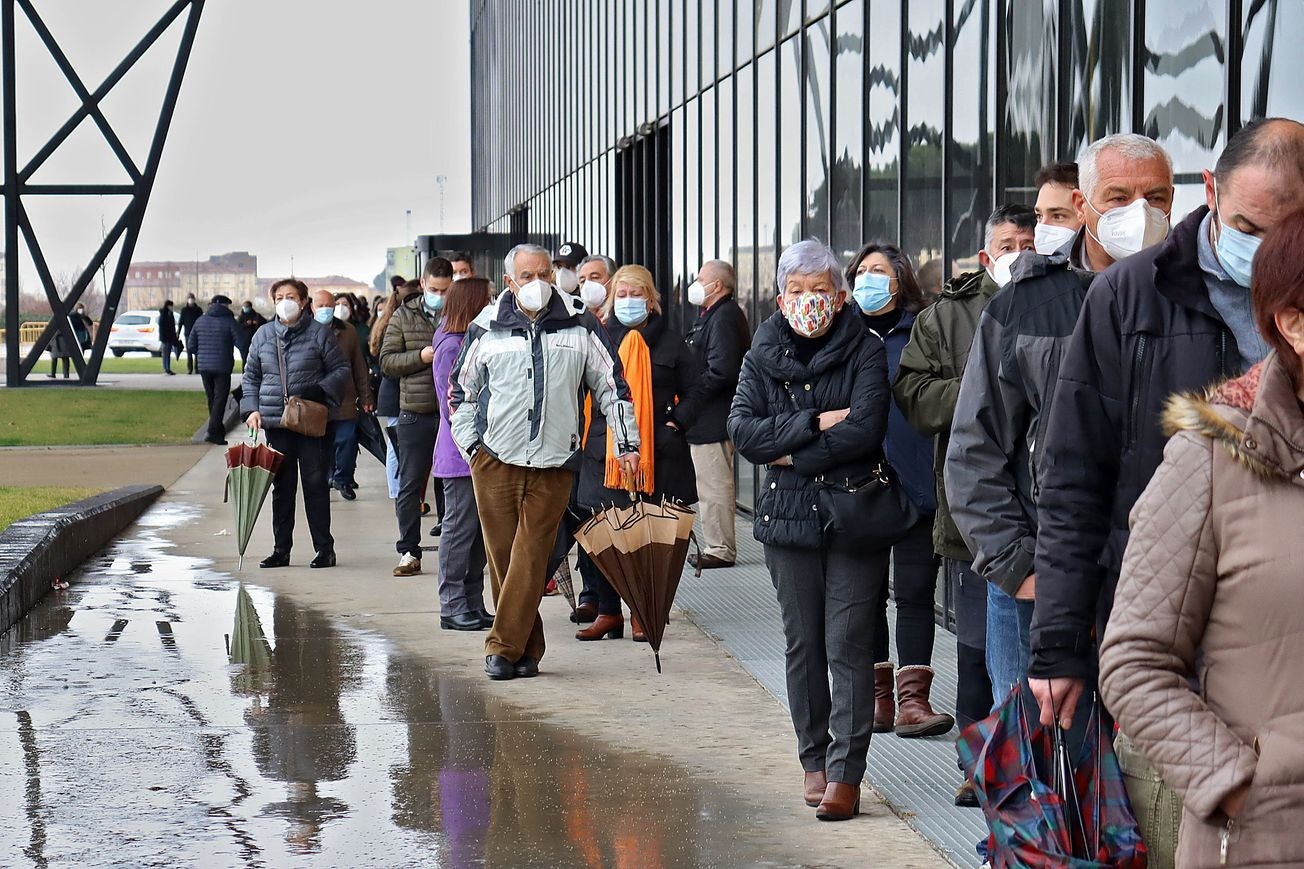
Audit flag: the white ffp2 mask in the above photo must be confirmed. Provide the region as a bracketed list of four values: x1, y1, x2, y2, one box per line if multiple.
[515, 279, 552, 313]
[1034, 223, 1078, 256]
[1088, 198, 1170, 262]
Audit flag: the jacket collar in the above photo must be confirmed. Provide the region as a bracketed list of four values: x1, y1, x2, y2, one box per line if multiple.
[205, 304, 233, 319]
[753, 304, 865, 380]
[1010, 234, 1096, 285]
[489, 288, 583, 332]
[1164, 351, 1304, 481]
[941, 269, 999, 301]
[608, 311, 667, 347]
[1151, 206, 1223, 319]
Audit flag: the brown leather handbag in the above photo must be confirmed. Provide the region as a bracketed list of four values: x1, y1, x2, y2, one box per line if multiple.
[276, 335, 328, 437]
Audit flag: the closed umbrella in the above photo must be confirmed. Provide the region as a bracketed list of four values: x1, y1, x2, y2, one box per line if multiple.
[224, 433, 284, 569]
[230, 583, 272, 695]
[356, 411, 387, 464]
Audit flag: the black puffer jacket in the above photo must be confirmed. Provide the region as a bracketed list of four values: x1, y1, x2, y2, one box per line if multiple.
[728, 306, 890, 549]
[682, 295, 751, 444]
[1030, 206, 1242, 680]
[188, 303, 250, 374]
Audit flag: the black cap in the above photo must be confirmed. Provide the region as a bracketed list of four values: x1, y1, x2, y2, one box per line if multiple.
[212, 295, 232, 306]
[553, 242, 589, 269]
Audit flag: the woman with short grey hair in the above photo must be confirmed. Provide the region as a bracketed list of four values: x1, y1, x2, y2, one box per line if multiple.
[728, 239, 893, 821]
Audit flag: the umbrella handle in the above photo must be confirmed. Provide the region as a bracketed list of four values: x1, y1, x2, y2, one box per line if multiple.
[622, 467, 637, 498]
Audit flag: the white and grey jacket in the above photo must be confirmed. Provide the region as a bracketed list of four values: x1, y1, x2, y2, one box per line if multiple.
[449, 290, 638, 469]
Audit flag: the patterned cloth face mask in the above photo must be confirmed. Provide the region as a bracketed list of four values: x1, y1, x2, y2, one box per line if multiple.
[784, 292, 837, 338]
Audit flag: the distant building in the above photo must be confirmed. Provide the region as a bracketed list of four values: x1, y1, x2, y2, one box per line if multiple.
[123, 251, 258, 311]
[386, 246, 419, 289]
[255, 275, 372, 299]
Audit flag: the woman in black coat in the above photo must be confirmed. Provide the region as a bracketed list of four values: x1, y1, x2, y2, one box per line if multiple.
[575, 264, 700, 643]
[728, 240, 891, 821]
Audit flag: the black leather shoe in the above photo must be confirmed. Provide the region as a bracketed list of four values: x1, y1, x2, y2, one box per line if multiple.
[513, 656, 540, 678]
[484, 655, 515, 680]
[310, 550, 336, 569]
[441, 613, 483, 631]
[340, 486, 356, 501]
[259, 552, 290, 569]
[478, 609, 495, 629]
[204, 437, 228, 445]
[428, 522, 442, 537]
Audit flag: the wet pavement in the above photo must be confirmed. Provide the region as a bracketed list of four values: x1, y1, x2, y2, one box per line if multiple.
[0, 506, 798, 868]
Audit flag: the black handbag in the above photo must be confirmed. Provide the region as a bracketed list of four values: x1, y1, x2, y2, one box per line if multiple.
[814, 461, 919, 548]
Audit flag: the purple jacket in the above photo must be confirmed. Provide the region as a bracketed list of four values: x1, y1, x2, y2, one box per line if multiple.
[432, 323, 470, 478]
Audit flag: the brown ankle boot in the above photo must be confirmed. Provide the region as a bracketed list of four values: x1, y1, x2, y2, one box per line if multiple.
[894, 665, 956, 738]
[630, 615, 647, 643]
[803, 770, 827, 807]
[873, 662, 895, 733]
[575, 614, 624, 640]
[815, 782, 860, 821]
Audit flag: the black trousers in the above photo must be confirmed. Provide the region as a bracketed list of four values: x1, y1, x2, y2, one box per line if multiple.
[200, 372, 230, 442]
[872, 512, 941, 666]
[184, 334, 196, 372]
[946, 558, 993, 731]
[545, 508, 601, 609]
[266, 426, 334, 556]
[394, 410, 438, 557]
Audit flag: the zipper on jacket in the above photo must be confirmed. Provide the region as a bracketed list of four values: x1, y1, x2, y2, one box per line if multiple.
[1220, 817, 1234, 864]
[528, 322, 544, 442]
[1218, 330, 1229, 378]
[1127, 335, 1150, 448]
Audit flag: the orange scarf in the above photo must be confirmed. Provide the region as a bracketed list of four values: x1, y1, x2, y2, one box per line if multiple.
[605, 328, 655, 494]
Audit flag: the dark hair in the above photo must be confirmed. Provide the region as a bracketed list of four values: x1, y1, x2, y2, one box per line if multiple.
[1034, 161, 1079, 189]
[441, 277, 493, 333]
[163, 299, 174, 308]
[445, 250, 473, 266]
[844, 242, 926, 314]
[390, 275, 406, 289]
[423, 256, 453, 279]
[269, 278, 309, 301]
[1216, 117, 1304, 192]
[401, 279, 422, 294]
[1252, 208, 1304, 381]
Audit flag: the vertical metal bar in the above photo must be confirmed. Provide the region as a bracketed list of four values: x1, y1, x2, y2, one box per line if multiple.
[942, 0, 953, 269]
[798, 0, 809, 238]
[1131, 0, 1146, 133]
[861, 0, 872, 240]
[731, 0, 739, 266]
[1226, 0, 1243, 136]
[2, 0, 17, 385]
[1056, 0, 1071, 158]
[897, 0, 909, 247]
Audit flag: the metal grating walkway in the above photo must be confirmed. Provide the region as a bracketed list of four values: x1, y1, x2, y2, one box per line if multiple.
[675, 522, 987, 868]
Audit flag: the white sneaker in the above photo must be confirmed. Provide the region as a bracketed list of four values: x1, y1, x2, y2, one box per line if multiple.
[393, 553, 421, 577]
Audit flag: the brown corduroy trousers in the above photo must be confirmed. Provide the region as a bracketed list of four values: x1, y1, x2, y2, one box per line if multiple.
[470, 452, 575, 663]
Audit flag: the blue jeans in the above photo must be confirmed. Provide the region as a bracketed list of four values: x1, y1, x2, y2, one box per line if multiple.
[331, 418, 359, 487]
[986, 582, 1035, 710]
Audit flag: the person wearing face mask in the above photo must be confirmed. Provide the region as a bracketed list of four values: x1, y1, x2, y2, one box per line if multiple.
[574, 265, 700, 643]
[380, 257, 449, 577]
[311, 290, 373, 501]
[70, 303, 94, 354]
[847, 243, 953, 742]
[679, 259, 750, 571]
[158, 299, 179, 375]
[1029, 119, 1304, 782]
[447, 251, 476, 282]
[179, 294, 203, 374]
[450, 243, 639, 681]
[728, 239, 891, 822]
[241, 279, 351, 569]
[188, 294, 250, 444]
[237, 300, 267, 347]
[551, 241, 589, 298]
[892, 205, 1035, 798]
[576, 253, 616, 313]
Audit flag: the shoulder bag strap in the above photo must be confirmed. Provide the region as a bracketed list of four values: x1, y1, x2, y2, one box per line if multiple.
[274, 332, 289, 403]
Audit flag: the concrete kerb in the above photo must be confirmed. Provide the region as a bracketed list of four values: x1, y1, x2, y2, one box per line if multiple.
[0, 485, 164, 632]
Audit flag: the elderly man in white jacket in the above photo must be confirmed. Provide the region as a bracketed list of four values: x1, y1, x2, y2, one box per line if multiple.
[450, 243, 639, 682]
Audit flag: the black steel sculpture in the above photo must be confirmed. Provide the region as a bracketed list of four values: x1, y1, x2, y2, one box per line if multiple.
[1, 0, 205, 386]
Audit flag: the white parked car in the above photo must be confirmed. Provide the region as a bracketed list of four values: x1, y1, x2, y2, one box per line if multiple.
[106, 309, 180, 357]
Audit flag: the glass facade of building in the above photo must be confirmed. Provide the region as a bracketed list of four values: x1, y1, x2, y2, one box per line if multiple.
[470, 0, 1302, 510]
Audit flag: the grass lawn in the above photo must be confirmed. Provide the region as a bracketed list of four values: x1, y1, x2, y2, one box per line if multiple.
[0, 486, 99, 532]
[96, 356, 244, 375]
[0, 389, 210, 447]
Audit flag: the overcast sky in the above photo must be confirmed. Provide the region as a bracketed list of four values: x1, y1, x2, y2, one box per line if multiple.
[11, 0, 470, 288]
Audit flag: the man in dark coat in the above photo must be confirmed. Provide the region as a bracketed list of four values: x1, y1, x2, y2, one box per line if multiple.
[189, 295, 251, 444]
[179, 294, 203, 374]
[158, 300, 178, 375]
[1029, 118, 1304, 730]
[682, 259, 751, 570]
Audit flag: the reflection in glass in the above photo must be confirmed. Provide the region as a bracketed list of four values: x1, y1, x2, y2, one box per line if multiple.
[1241, 1, 1304, 126]
[831, 0, 864, 260]
[717, 0, 734, 80]
[714, 77, 735, 262]
[866, 0, 900, 244]
[1063, 0, 1131, 158]
[756, 49, 778, 325]
[779, 37, 802, 249]
[902, 0, 945, 271]
[701, 87, 719, 263]
[686, 0, 699, 96]
[701, 0, 716, 89]
[757, 0, 776, 54]
[737, 0, 755, 67]
[735, 63, 757, 320]
[1000, 0, 1057, 206]
[686, 97, 701, 297]
[804, 18, 832, 241]
[948, 0, 995, 263]
[672, 106, 686, 288]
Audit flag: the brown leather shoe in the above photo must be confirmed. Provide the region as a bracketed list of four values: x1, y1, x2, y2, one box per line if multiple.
[570, 602, 598, 624]
[894, 665, 956, 738]
[575, 614, 624, 641]
[803, 771, 827, 807]
[815, 782, 860, 821]
[873, 662, 895, 733]
[630, 615, 648, 643]
[689, 552, 735, 570]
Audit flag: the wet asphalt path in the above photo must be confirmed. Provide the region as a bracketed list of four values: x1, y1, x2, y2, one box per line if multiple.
[0, 506, 785, 868]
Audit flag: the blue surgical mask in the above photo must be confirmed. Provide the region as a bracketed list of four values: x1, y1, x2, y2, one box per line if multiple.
[314, 307, 334, 324]
[1213, 182, 1261, 289]
[614, 297, 649, 327]
[424, 291, 445, 312]
[852, 272, 894, 314]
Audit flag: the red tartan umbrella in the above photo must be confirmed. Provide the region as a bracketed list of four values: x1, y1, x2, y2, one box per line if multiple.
[224, 435, 284, 570]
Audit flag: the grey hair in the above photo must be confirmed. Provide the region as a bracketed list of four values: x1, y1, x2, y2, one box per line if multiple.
[503, 243, 551, 279]
[1078, 134, 1173, 199]
[700, 259, 737, 292]
[983, 204, 1037, 252]
[577, 253, 617, 277]
[776, 240, 848, 294]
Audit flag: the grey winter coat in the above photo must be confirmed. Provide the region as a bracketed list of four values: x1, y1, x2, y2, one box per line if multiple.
[240, 316, 350, 429]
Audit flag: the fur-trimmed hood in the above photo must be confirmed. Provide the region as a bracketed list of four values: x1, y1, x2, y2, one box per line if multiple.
[1164, 351, 1304, 482]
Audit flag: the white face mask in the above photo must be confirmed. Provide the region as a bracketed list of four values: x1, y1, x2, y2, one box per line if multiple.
[334, 303, 351, 321]
[985, 251, 1022, 288]
[556, 267, 579, 294]
[579, 280, 608, 309]
[515, 278, 552, 313]
[686, 280, 708, 306]
[275, 298, 301, 322]
[1087, 198, 1170, 262]
[1034, 223, 1078, 256]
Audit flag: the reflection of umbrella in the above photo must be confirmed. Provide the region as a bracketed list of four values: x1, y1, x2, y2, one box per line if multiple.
[575, 496, 695, 672]
[356, 411, 387, 464]
[230, 583, 272, 694]
[225, 435, 284, 569]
